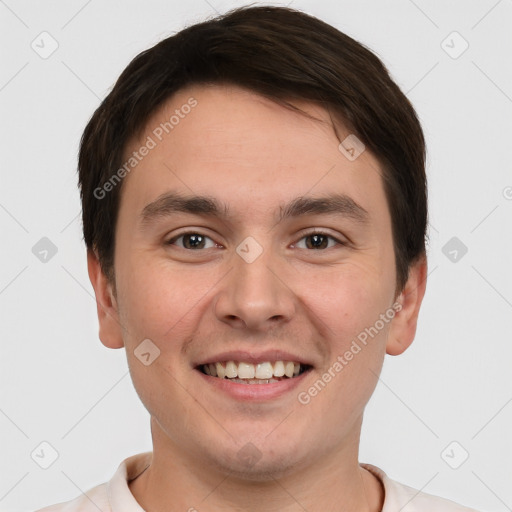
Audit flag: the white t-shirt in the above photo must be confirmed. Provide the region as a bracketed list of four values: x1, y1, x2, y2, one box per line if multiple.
[35, 452, 479, 512]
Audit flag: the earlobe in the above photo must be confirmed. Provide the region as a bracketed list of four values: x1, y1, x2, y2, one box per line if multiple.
[386, 255, 428, 356]
[87, 250, 125, 349]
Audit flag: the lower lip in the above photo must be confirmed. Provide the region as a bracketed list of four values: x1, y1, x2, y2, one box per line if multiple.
[195, 368, 312, 401]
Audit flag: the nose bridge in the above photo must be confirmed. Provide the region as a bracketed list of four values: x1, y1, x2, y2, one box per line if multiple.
[214, 237, 295, 329]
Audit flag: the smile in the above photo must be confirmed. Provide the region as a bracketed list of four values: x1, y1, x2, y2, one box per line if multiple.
[199, 360, 311, 385]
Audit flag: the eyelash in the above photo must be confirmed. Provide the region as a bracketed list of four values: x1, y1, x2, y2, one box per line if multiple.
[166, 230, 346, 251]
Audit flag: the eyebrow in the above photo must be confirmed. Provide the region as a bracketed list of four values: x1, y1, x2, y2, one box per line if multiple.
[140, 191, 370, 227]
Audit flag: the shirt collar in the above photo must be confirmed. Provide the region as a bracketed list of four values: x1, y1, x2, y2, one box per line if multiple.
[108, 451, 152, 511]
[107, 453, 392, 511]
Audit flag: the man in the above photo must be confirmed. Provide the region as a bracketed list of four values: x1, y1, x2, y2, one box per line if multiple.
[38, 5, 479, 511]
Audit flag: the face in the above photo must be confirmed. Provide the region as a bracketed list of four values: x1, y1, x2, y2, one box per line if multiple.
[90, 84, 426, 480]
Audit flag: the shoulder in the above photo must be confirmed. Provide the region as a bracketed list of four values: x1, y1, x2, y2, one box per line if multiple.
[34, 483, 109, 512]
[361, 463, 480, 512]
[33, 452, 151, 512]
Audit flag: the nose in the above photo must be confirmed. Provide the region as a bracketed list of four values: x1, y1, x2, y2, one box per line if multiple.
[213, 246, 296, 331]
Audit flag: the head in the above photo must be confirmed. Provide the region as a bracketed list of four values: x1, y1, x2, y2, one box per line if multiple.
[83, 6, 428, 478]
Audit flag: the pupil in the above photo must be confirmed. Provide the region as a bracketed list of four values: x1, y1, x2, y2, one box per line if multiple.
[185, 234, 205, 249]
[307, 234, 327, 249]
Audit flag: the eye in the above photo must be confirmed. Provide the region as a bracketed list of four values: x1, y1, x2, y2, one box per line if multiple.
[166, 230, 345, 251]
[293, 230, 345, 250]
[166, 232, 219, 250]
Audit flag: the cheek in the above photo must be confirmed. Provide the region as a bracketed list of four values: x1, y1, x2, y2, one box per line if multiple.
[301, 263, 394, 344]
[297, 266, 392, 401]
[297, 272, 391, 429]
[115, 257, 219, 345]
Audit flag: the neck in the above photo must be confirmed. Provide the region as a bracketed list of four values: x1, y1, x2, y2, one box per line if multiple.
[129, 419, 384, 512]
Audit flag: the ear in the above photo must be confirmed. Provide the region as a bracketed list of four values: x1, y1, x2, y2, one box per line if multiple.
[87, 250, 125, 349]
[386, 255, 428, 356]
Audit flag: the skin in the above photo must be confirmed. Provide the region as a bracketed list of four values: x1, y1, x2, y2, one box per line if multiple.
[88, 84, 427, 511]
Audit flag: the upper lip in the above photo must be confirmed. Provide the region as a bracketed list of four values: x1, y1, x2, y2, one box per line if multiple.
[193, 349, 313, 368]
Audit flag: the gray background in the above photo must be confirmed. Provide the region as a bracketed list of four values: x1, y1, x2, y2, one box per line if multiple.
[1, 0, 511, 510]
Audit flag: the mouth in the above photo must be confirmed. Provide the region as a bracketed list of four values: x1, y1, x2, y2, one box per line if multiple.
[196, 360, 313, 385]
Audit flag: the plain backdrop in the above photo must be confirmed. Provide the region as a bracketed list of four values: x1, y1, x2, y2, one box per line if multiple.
[1, 1, 511, 511]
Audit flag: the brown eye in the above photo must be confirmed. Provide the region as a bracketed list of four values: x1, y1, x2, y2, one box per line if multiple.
[294, 231, 344, 250]
[167, 233, 216, 250]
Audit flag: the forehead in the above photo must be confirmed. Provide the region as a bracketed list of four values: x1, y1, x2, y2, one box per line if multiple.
[119, 84, 389, 229]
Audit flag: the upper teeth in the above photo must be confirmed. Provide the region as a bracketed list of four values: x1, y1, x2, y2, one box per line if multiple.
[203, 361, 302, 379]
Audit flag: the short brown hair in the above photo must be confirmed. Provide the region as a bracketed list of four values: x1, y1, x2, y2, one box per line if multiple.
[78, 5, 427, 295]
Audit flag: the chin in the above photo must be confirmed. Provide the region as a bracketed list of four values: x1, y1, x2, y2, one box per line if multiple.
[202, 434, 310, 482]
[217, 452, 304, 482]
